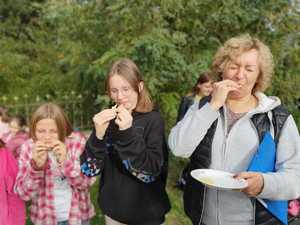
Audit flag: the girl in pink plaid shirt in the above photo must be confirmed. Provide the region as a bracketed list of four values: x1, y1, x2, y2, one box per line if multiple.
[15, 103, 95, 225]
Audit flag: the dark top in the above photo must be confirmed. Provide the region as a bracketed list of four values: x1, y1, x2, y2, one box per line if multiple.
[177, 95, 195, 122]
[80, 110, 171, 225]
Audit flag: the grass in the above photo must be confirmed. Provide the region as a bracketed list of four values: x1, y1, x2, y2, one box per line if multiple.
[25, 155, 192, 225]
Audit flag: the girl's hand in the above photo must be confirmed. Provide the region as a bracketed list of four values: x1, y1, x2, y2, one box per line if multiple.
[93, 108, 117, 139]
[32, 141, 48, 169]
[52, 140, 67, 165]
[210, 80, 241, 110]
[115, 105, 133, 130]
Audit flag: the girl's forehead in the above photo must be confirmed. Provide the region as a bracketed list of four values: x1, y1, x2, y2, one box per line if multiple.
[109, 74, 132, 87]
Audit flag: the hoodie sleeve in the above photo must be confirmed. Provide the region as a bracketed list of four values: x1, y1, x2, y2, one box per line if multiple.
[258, 115, 300, 200]
[80, 128, 107, 177]
[113, 111, 167, 183]
[168, 102, 220, 158]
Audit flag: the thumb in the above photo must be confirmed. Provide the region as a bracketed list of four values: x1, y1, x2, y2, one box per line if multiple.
[234, 172, 253, 180]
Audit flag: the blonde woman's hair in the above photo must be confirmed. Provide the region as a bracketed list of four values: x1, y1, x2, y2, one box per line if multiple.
[211, 34, 274, 92]
[29, 102, 72, 141]
[105, 58, 153, 113]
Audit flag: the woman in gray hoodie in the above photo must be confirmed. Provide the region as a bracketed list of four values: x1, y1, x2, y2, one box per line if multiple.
[168, 34, 300, 225]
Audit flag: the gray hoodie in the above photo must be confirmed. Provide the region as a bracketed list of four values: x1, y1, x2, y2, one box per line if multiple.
[168, 92, 300, 225]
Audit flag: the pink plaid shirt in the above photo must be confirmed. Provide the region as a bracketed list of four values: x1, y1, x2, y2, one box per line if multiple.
[15, 132, 95, 225]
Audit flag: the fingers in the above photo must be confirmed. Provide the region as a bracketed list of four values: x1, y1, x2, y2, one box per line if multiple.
[34, 142, 49, 153]
[93, 109, 117, 125]
[235, 172, 264, 197]
[210, 79, 242, 110]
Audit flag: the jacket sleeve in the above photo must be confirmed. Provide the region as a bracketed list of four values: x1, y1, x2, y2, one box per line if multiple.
[258, 115, 300, 200]
[80, 128, 107, 177]
[14, 142, 45, 201]
[60, 134, 95, 190]
[113, 112, 167, 183]
[168, 102, 220, 158]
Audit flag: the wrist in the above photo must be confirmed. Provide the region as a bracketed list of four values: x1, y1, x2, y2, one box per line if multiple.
[95, 133, 104, 140]
[209, 101, 222, 111]
[119, 125, 130, 131]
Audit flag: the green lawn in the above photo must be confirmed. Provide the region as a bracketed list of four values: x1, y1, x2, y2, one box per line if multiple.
[26, 155, 192, 225]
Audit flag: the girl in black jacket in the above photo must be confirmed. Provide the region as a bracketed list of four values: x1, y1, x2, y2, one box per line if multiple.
[80, 58, 170, 225]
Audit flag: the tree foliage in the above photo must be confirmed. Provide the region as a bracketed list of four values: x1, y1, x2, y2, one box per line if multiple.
[0, 0, 299, 128]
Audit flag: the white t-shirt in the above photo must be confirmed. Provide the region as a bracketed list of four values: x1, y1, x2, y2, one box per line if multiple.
[49, 152, 72, 222]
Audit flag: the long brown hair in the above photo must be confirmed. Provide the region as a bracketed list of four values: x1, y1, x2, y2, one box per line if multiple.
[29, 102, 73, 141]
[105, 58, 153, 113]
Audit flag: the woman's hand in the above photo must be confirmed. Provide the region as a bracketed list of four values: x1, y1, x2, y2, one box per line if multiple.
[52, 140, 67, 164]
[210, 80, 241, 110]
[235, 172, 264, 197]
[115, 105, 133, 130]
[32, 141, 48, 169]
[93, 108, 117, 139]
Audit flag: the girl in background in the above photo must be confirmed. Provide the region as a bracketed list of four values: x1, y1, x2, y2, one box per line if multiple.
[2, 115, 29, 159]
[0, 139, 25, 225]
[176, 72, 213, 122]
[15, 102, 95, 225]
[175, 72, 213, 190]
[0, 106, 10, 139]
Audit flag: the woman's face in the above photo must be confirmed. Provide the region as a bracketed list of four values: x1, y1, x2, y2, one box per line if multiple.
[35, 118, 59, 144]
[109, 74, 140, 111]
[198, 81, 213, 96]
[222, 49, 260, 99]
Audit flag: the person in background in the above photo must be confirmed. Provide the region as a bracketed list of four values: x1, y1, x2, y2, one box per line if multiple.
[15, 102, 95, 225]
[168, 34, 300, 225]
[175, 72, 213, 190]
[0, 139, 25, 225]
[177, 72, 213, 122]
[2, 115, 29, 159]
[0, 106, 10, 139]
[80, 58, 171, 225]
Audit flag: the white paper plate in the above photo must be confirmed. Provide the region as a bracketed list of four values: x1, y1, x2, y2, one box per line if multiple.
[190, 169, 248, 190]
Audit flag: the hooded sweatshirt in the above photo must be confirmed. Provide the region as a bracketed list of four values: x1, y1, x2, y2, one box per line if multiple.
[0, 148, 25, 225]
[168, 92, 300, 225]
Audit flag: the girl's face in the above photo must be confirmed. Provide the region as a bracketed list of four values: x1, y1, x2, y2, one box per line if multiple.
[9, 120, 21, 135]
[198, 81, 213, 96]
[35, 118, 58, 144]
[109, 74, 140, 111]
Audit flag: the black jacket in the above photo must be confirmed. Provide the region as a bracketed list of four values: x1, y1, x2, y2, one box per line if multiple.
[80, 110, 170, 225]
[177, 95, 194, 122]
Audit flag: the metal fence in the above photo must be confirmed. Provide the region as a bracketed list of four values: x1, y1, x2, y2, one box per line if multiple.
[0, 93, 100, 131]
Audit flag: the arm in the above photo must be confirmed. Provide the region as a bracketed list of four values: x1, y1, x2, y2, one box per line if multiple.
[60, 134, 96, 190]
[14, 141, 45, 201]
[80, 128, 107, 177]
[80, 108, 117, 177]
[168, 102, 220, 158]
[169, 79, 240, 158]
[113, 112, 167, 183]
[258, 115, 300, 200]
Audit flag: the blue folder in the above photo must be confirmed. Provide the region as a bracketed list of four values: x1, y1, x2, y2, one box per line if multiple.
[247, 131, 288, 225]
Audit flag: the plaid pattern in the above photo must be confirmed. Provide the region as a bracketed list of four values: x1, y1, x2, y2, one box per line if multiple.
[15, 132, 95, 225]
